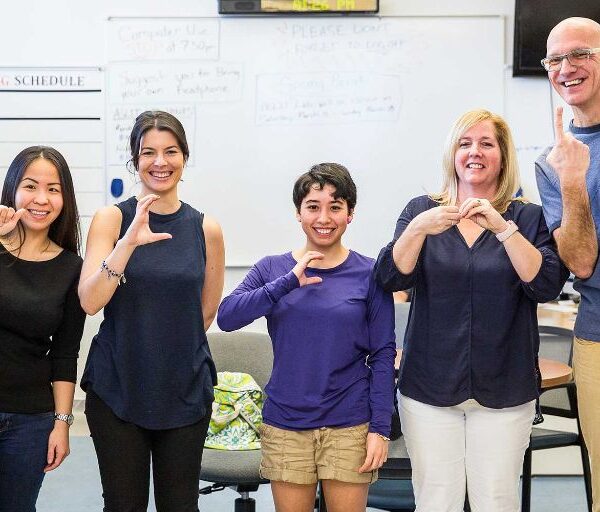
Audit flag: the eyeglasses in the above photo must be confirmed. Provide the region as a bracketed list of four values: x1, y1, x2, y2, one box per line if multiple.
[541, 48, 600, 72]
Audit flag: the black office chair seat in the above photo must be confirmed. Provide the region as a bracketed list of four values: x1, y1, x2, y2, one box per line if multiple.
[530, 427, 579, 450]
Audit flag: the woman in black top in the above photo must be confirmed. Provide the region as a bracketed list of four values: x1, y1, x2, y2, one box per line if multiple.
[78, 111, 225, 512]
[0, 146, 85, 512]
[374, 110, 567, 512]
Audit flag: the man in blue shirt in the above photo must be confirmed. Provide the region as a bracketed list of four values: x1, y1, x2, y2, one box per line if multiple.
[536, 17, 600, 511]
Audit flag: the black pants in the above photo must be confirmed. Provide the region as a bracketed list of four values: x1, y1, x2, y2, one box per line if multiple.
[85, 390, 211, 512]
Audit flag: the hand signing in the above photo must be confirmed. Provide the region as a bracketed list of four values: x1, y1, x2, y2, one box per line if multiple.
[411, 206, 462, 236]
[292, 251, 324, 286]
[121, 195, 173, 247]
[458, 197, 507, 234]
[546, 106, 590, 186]
[0, 205, 26, 236]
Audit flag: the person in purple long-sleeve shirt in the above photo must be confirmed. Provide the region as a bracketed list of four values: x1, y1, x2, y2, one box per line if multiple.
[218, 163, 396, 512]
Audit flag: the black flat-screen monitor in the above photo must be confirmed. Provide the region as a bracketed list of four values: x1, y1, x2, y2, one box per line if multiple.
[513, 0, 600, 76]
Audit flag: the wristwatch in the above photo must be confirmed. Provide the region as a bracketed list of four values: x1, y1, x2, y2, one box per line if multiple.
[496, 220, 519, 242]
[54, 412, 74, 426]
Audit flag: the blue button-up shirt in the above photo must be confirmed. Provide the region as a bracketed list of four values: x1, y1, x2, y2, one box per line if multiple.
[536, 121, 600, 342]
[374, 195, 568, 409]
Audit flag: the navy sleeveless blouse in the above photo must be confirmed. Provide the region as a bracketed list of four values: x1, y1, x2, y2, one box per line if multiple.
[82, 197, 217, 429]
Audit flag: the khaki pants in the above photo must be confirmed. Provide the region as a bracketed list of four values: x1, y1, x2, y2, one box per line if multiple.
[573, 337, 600, 512]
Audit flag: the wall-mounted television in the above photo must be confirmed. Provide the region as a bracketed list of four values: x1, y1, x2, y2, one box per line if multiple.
[513, 0, 600, 77]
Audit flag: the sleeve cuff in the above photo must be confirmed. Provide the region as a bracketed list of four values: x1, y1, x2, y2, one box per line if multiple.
[368, 423, 391, 438]
[265, 271, 300, 302]
[51, 358, 77, 383]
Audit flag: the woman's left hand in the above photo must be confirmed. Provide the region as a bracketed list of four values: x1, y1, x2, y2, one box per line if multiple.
[358, 433, 389, 473]
[44, 423, 70, 472]
[459, 197, 508, 234]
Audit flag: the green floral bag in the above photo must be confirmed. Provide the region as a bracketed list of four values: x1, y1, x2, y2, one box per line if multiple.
[205, 371, 264, 450]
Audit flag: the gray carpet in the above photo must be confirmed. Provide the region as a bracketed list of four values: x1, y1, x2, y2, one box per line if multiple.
[37, 437, 589, 511]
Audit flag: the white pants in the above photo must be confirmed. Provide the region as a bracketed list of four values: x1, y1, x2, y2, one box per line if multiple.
[399, 394, 535, 512]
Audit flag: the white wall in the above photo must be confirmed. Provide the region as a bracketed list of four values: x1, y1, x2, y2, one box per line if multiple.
[2, 0, 579, 475]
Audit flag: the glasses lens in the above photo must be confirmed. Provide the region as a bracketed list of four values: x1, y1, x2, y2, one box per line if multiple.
[569, 49, 590, 61]
[543, 49, 590, 71]
[545, 57, 562, 71]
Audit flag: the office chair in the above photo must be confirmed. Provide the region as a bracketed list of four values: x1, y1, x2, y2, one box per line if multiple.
[394, 302, 411, 349]
[200, 331, 273, 512]
[521, 325, 592, 512]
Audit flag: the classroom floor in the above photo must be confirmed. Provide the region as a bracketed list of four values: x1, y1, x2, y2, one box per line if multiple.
[37, 435, 589, 512]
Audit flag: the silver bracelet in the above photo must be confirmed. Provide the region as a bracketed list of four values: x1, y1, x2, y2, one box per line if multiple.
[101, 260, 126, 285]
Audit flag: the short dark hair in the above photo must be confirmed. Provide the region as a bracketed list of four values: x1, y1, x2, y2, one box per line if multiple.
[292, 163, 357, 212]
[128, 111, 189, 172]
[1, 146, 80, 254]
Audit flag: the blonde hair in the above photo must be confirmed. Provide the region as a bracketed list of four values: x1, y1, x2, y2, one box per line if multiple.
[430, 109, 523, 213]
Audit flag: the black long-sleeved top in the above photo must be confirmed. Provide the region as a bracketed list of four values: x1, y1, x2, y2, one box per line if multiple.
[374, 196, 568, 409]
[0, 248, 85, 413]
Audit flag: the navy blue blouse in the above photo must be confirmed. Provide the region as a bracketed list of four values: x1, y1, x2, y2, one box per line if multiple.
[374, 196, 568, 409]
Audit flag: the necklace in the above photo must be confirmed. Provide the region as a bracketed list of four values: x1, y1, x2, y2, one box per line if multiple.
[1, 235, 54, 261]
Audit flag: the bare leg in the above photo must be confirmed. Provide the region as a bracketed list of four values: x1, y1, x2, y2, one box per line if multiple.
[321, 480, 369, 512]
[271, 481, 318, 512]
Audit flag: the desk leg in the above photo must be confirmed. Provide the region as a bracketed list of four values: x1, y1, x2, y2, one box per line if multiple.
[317, 481, 327, 511]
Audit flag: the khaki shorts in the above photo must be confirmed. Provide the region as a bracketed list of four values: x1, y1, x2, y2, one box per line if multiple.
[259, 422, 377, 485]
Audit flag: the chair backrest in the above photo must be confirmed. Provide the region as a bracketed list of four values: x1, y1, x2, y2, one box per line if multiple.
[207, 331, 274, 390]
[394, 302, 411, 349]
[537, 325, 575, 416]
[538, 325, 573, 365]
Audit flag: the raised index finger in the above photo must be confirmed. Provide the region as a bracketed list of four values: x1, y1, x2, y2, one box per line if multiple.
[554, 106, 564, 143]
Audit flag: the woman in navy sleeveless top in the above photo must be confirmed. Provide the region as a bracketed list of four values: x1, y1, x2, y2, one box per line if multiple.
[79, 111, 225, 512]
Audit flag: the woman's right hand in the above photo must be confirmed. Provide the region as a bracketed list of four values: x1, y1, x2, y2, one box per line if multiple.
[292, 251, 324, 287]
[410, 206, 461, 236]
[120, 195, 173, 247]
[0, 205, 26, 236]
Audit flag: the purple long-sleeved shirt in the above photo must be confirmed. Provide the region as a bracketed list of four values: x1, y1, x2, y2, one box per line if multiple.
[217, 250, 396, 436]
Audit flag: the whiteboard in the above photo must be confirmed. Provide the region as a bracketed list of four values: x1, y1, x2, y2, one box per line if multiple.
[106, 16, 504, 266]
[0, 67, 104, 218]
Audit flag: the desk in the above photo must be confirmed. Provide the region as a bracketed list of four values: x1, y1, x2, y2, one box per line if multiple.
[537, 302, 577, 330]
[539, 357, 573, 388]
[394, 350, 572, 389]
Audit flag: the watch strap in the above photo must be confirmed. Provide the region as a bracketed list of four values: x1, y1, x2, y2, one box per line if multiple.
[54, 412, 74, 426]
[496, 220, 519, 242]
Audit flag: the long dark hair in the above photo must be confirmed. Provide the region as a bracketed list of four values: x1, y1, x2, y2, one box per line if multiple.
[127, 110, 189, 173]
[1, 146, 80, 254]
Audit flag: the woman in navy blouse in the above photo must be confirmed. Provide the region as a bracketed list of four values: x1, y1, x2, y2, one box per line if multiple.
[374, 110, 567, 512]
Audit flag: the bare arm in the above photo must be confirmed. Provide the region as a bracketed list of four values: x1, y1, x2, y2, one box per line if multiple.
[78, 206, 132, 315]
[201, 216, 225, 331]
[460, 197, 543, 282]
[553, 193, 598, 278]
[500, 232, 543, 282]
[45, 381, 75, 472]
[392, 206, 461, 274]
[392, 223, 427, 275]
[78, 195, 172, 315]
[546, 106, 597, 278]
